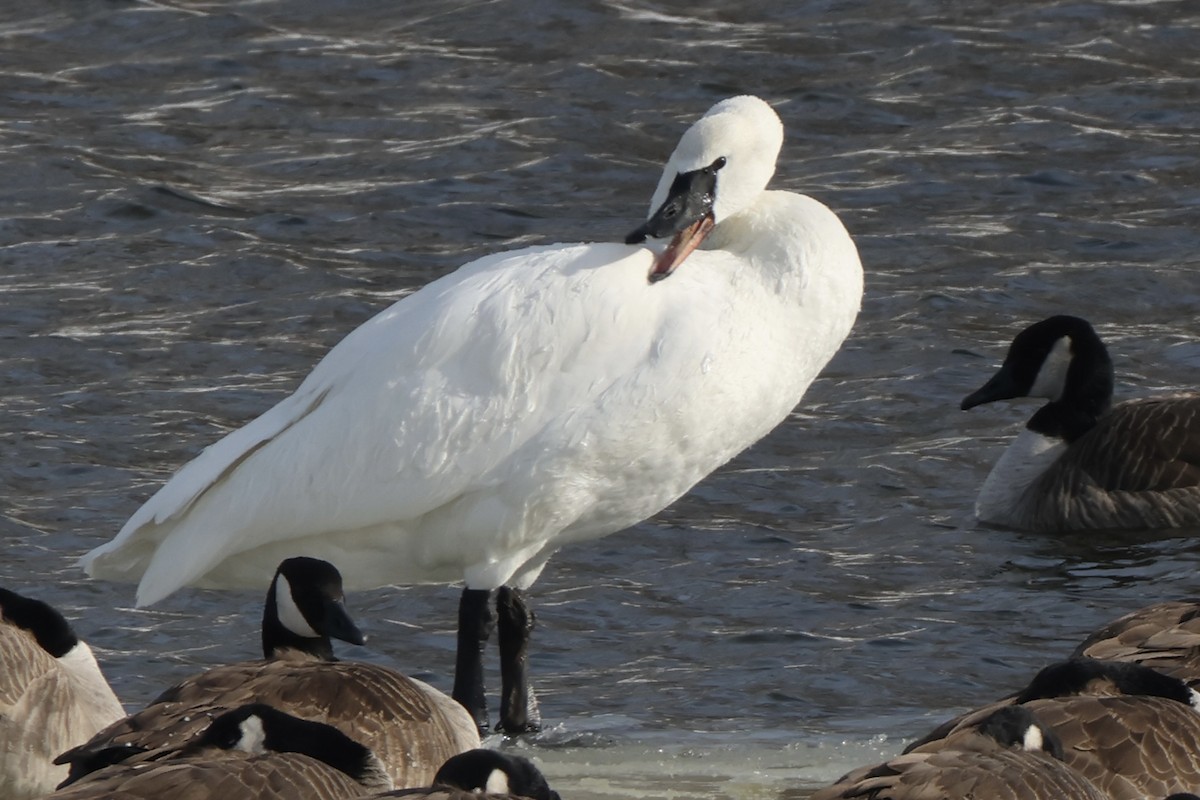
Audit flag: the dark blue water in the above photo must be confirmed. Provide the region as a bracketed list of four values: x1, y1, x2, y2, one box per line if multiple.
[3, 1, 1200, 796]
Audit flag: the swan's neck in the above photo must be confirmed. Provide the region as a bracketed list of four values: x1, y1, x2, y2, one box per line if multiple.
[707, 190, 863, 298]
[976, 427, 1066, 524]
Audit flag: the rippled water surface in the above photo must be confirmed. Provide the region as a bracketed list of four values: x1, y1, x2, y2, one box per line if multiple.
[3, 1, 1200, 797]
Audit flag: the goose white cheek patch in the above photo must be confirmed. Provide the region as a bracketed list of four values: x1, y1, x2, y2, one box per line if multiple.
[486, 768, 510, 794]
[1029, 336, 1073, 401]
[1022, 724, 1045, 752]
[237, 715, 268, 754]
[275, 577, 320, 638]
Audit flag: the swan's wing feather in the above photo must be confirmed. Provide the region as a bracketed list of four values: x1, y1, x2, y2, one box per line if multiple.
[85, 243, 658, 600]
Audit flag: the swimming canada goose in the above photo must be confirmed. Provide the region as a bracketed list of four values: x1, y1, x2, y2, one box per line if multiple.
[48, 703, 392, 799]
[0, 587, 125, 799]
[57, 557, 478, 788]
[80, 95, 864, 733]
[1072, 599, 1200, 685]
[907, 659, 1200, 799]
[363, 749, 561, 800]
[810, 706, 1107, 800]
[961, 315, 1200, 530]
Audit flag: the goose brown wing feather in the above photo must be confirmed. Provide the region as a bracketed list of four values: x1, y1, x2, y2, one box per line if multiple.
[48, 751, 375, 799]
[371, 791, 544, 800]
[1025, 695, 1200, 799]
[903, 694, 1200, 799]
[901, 697, 1019, 754]
[1024, 397, 1200, 529]
[62, 660, 477, 788]
[1073, 601, 1200, 684]
[1066, 398, 1200, 492]
[810, 747, 1107, 799]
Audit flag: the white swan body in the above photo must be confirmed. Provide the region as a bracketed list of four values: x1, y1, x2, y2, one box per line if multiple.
[83, 95, 864, 607]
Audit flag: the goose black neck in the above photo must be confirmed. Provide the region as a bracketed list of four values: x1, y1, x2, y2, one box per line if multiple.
[195, 704, 381, 784]
[1028, 316, 1113, 442]
[1015, 658, 1193, 706]
[975, 706, 1065, 760]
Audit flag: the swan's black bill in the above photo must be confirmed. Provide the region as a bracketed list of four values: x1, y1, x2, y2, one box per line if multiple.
[627, 156, 726, 283]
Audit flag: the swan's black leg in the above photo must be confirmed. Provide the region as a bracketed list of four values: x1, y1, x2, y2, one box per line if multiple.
[496, 585, 541, 734]
[452, 587, 494, 734]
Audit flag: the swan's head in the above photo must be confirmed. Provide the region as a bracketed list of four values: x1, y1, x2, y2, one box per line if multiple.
[626, 95, 784, 283]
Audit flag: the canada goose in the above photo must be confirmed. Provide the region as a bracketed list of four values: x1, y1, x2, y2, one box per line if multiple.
[906, 656, 1200, 748]
[0, 587, 124, 799]
[364, 749, 561, 800]
[1024, 695, 1200, 799]
[57, 557, 478, 788]
[907, 659, 1200, 799]
[960, 315, 1200, 530]
[1072, 599, 1200, 684]
[48, 703, 392, 799]
[80, 95, 864, 733]
[810, 706, 1108, 800]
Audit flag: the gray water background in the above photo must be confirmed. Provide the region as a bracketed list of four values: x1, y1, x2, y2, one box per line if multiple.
[3, 0, 1200, 797]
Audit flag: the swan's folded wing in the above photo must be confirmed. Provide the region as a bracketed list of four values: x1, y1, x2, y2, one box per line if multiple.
[83, 243, 659, 602]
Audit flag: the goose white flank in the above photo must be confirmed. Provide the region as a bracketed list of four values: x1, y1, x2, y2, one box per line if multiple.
[81, 95, 864, 732]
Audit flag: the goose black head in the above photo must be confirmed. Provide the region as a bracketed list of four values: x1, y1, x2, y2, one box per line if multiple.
[434, 749, 560, 800]
[262, 557, 366, 660]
